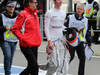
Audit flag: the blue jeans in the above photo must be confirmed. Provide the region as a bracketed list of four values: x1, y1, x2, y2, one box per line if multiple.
[0, 41, 17, 75]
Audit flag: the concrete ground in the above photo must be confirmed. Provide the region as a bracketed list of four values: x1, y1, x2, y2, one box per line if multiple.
[38, 41, 100, 56]
[0, 42, 100, 75]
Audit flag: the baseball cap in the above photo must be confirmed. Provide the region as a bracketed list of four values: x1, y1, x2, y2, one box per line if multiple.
[7, 1, 17, 7]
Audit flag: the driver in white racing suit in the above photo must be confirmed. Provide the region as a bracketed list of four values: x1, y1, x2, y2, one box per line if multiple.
[40, 0, 70, 75]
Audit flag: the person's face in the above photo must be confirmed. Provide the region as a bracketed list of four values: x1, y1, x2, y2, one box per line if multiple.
[6, 6, 15, 13]
[29, 0, 38, 10]
[76, 6, 84, 16]
[54, 0, 62, 8]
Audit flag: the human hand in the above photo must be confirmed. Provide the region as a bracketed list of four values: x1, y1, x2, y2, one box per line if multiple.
[6, 26, 11, 30]
[88, 46, 91, 49]
[93, 10, 97, 14]
[48, 40, 54, 50]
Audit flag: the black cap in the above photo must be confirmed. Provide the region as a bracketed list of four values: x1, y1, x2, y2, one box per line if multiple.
[7, 1, 17, 7]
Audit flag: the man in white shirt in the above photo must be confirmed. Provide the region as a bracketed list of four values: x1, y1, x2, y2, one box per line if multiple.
[43, 0, 70, 75]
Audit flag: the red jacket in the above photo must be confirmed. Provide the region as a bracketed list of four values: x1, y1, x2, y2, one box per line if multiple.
[12, 7, 42, 47]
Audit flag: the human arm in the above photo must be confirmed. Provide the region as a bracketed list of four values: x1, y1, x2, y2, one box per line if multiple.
[44, 12, 54, 50]
[90, 1, 99, 18]
[44, 12, 51, 41]
[93, 1, 99, 15]
[85, 22, 92, 48]
[63, 17, 70, 35]
[64, 17, 69, 28]
[86, 30, 91, 48]
[0, 14, 6, 32]
[12, 12, 25, 41]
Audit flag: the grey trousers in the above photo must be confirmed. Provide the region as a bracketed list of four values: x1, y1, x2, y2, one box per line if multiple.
[40, 37, 70, 75]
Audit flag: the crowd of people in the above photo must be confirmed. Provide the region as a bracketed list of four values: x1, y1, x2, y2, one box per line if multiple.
[0, 0, 99, 75]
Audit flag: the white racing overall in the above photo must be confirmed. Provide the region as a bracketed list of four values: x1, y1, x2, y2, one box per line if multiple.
[40, 36, 70, 75]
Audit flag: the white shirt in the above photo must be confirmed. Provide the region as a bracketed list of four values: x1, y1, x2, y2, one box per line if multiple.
[44, 7, 66, 41]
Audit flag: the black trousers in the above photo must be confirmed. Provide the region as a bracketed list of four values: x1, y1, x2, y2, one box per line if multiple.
[69, 43, 85, 75]
[88, 20, 99, 43]
[19, 46, 38, 75]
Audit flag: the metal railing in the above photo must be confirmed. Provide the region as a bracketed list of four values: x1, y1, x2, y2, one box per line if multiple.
[39, 14, 100, 41]
[39, 14, 47, 41]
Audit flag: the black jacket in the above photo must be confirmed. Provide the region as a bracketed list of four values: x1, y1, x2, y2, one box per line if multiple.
[64, 13, 91, 46]
[0, 11, 17, 43]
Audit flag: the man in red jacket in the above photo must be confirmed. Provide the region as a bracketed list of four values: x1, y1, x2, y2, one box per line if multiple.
[12, 0, 42, 75]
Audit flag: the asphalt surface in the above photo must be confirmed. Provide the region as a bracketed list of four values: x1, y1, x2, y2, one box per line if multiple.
[0, 48, 100, 75]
